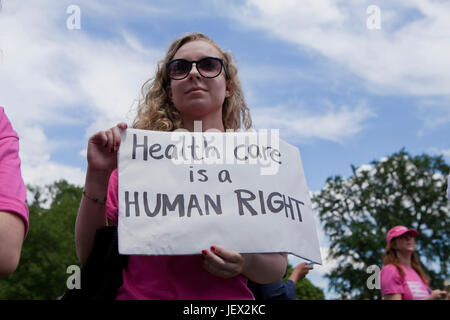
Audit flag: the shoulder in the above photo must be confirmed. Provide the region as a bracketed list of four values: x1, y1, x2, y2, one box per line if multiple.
[0, 107, 17, 140]
[381, 264, 398, 273]
[0, 107, 9, 128]
[381, 264, 403, 282]
[0, 107, 20, 158]
[380, 264, 406, 296]
[381, 264, 404, 281]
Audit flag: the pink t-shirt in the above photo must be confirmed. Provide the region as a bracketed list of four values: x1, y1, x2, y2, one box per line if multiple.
[106, 169, 254, 300]
[380, 264, 431, 300]
[0, 107, 29, 237]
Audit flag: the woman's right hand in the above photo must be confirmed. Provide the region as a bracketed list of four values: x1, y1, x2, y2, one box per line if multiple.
[87, 123, 128, 172]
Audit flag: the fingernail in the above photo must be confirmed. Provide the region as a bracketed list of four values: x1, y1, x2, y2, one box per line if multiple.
[202, 250, 208, 255]
[116, 142, 120, 147]
[211, 246, 216, 252]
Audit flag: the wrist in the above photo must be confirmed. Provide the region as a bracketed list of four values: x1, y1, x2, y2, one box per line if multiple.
[288, 272, 299, 283]
[86, 166, 113, 178]
[84, 167, 112, 198]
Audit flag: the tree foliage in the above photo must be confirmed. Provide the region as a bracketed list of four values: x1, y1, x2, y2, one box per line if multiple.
[312, 150, 449, 299]
[0, 180, 82, 299]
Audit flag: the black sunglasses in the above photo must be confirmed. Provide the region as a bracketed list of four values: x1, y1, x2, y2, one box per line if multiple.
[166, 57, 225, 80]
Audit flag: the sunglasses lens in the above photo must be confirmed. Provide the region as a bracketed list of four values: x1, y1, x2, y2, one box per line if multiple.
[198, 58, 222, 78]
[167, 58, 223, 79]
[168, 60, 191, 79]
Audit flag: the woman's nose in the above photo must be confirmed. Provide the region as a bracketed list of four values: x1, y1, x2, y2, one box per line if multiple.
[188, 62, 201, 79]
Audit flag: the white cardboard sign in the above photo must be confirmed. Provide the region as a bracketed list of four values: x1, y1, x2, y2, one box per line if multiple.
[118, 128, 322, 264]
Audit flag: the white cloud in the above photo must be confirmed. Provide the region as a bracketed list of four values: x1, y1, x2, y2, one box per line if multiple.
[17, 124, 86, 188]
[22, 162, 85, 188]
[0, 1, 163, 186]
[225, 0, 450, 96]
[252, 101, 376, 144]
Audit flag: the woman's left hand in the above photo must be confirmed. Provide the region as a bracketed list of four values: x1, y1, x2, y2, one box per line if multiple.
[201, 246, 248, 278]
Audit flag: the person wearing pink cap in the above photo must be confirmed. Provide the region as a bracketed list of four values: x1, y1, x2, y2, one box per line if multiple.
[380, 225, 448, 300]
[0, 107, 29, 276]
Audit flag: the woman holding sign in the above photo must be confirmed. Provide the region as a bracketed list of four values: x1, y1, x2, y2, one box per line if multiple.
[75, 32, 287, 299]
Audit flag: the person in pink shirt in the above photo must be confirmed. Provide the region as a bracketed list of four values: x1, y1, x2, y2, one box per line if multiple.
[75, 32, 287, 299]
[0, 107, 29, 276]
[380, 225, 448, 300]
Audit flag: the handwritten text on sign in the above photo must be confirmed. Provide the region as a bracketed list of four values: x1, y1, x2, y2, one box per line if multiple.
[118, 129, 322, 264]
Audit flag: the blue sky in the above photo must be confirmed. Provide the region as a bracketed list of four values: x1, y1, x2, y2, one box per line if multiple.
[1, 0, 449, 299]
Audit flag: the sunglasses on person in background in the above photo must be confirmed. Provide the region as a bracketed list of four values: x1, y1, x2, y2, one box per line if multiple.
[166, 57, 225, 80]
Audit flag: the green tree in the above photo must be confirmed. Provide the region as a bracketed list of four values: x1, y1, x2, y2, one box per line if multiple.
[312, 150, 450, 299]
[0, 180, 82, 299]
[283, 264, 325, 300]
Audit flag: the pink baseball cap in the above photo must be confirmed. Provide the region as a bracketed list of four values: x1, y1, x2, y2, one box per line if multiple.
[386, 225, 418, 244]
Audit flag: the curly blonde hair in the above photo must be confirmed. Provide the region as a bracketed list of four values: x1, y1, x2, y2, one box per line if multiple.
[132, 32, 252, 131]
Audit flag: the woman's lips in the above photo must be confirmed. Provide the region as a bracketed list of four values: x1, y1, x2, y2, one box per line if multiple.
[186, 87, 207, 94]
[188, 89, 205, 94]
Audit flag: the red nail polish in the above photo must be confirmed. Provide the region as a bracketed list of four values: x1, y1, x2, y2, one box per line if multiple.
[202, 250, 208, 255]
[116, 142, 120, 147]
[211, 246, 215, 252]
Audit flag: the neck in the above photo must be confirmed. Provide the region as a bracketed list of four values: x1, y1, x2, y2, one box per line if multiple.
[182, 113, 225, 132]
[397, 250, 413, 268]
